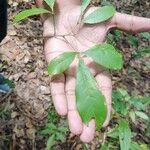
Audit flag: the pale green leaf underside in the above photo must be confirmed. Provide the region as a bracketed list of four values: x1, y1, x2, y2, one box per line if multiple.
[48, 52, 76, 75]
[83, 5, 116, 24]
[44, 0, 55, 12]
[84, 44, 123, 70]
[81, 0, 91, 14]
[14, 8, 50, 23]
[135, 111, 149, 120]
[76, 60, 107, 129]
[119, 120, 132, 150]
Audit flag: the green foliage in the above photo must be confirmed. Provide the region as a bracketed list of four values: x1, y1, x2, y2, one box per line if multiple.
[83, 6, 116, 24]
[118, 120, 132, 150]
[14, 8, 50, 23]
[48, 52, 77, 75]
[100, 144, 109, 150]
[39, 111, 68, 149]
[81, 0, 91, 14]
[76, 60, 107, 129]
[107, 30, 122, 46]
[134, 111, 149, 120]
[84, 44, 123, 70]
[112, 89, 149, 122]
[107, 126, 119, 139]
[127, 35, 138, 48]
[132, 47, 150, 59]
[44, 0, 56, 12]
[46, 134, 55, 150]
[0, 104, 10, 120]
[139, 32, 150, 40]
[101, 89, 150, 150]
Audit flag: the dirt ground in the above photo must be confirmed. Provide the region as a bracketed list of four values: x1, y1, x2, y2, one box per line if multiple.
[0, 0, 149, 149]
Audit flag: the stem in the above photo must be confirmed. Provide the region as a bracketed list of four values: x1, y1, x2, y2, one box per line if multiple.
[63, 36, 78, 52]
[52, 14, 56, 36]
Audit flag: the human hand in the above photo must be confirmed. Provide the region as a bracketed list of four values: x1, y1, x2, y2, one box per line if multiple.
[42, 1, 112, 143]
[35, 0, 150, 143]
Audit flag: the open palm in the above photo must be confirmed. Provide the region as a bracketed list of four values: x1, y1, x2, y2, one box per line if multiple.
[43, 5, 112, 142]
[35, 0, 150, 143]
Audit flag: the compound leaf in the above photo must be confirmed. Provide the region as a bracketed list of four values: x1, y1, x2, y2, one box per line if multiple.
[76, 60, 107, 129]
[81, 0, 91, 14]
[14, 8, 50, 23]
[44, 0, 55, 12]
[84, 44, 123, 70]
[119, 120, 132, 150]
[48, 52, 76, 75]
[83, 5, 115, 24]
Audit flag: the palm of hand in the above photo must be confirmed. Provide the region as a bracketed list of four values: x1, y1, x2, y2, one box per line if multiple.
[43, 5, 112, 142]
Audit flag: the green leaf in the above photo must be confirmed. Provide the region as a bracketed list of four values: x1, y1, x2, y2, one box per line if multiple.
[40, 128, 51, 135]
[76, 60, 107, 129]
[133, 47, 150, 59]
[44, 0, 55, 12]
[140, 96, 150, 106]
[55, 132, 65, 142]
[58, 126, 68, 133]
[46, 134, 55, 150]
[135, 111, 149, 120]
[127, 35, 138, 48]
[84, 44, 123, 70]
[119, 120, 132, 150]
[83, 6, 116, 24]
[107, 127, 119, 139]
[129, 111, 136, 123]
[48, 52, 77, 75]
[100, 144, 109, 150]
[81, 0, 91, 14]
[140, 144, 149, 150]
[140, 32, 150, 40]
[14, 8, 50, 23]
[130, 142, 141, 150]
[130, 98, 145, 111]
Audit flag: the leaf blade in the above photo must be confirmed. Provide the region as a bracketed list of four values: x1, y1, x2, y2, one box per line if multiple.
[76, 60, 107, 129]
[14, 8, 50, 23]
[135, 111, 149, 120]
[118, 120, 132, 150]
[81, 0, 91, 14]
[46, 134, 55, 150]
[83, 6, 116, 24]
[84, 44, 123, 70]
[44, 0, 56, 12]
[48, 52, 76, 75]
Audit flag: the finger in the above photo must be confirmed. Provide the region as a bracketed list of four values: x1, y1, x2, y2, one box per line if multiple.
[95, 72, 112, 127]
[65, 75, 83, 135]
[80, 119, 96, 143]
[50, 74, 68, 116]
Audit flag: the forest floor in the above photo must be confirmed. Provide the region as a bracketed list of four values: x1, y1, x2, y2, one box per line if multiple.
[0, 0, 150, 149]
